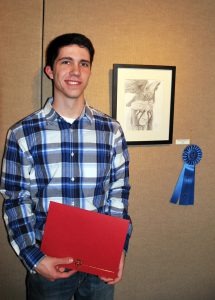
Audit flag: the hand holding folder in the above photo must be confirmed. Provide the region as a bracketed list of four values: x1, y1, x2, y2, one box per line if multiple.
[41, 202, 129, 279]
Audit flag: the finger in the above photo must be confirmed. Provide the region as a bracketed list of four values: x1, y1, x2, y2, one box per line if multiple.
[55, 257, 73, 271]
[100, 276, 114, 282]
[56, 266, 77, 275]
[57, 269, 77, 279]
[56, 266, 66, 273]
[54, 257, 73, 265]
[106, 278, 120, 285]
[100, 277, 112, 281]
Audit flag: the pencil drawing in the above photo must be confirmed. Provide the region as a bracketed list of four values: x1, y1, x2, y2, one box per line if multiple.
[125, 79, 160, 130]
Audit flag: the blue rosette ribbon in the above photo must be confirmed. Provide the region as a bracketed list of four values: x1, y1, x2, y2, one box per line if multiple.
[170, 145, 202, 205]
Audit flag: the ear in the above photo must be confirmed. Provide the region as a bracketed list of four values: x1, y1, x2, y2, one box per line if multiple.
[44, 66, 54, 80]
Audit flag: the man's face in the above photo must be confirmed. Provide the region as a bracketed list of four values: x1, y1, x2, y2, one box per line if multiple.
[45, 44, 91, 103]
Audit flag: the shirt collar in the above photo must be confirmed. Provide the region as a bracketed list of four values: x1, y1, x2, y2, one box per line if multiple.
[42, 97, 94, 124]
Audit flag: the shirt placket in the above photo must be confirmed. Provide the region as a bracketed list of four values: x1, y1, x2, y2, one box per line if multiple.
[69, 120, 81, 207]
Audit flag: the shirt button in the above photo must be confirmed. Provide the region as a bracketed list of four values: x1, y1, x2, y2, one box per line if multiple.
[71, 152, 74, 157]
[71, 177, 75, 181]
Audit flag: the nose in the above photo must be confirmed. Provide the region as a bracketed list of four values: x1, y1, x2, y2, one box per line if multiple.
[69, 63, 80, 76]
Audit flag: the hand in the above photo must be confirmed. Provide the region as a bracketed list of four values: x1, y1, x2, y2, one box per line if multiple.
[99, 251, 125, 285]
[35, 256, 77, 281]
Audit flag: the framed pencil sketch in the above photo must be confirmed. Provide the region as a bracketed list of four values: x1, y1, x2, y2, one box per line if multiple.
[112, 64, 176, 145]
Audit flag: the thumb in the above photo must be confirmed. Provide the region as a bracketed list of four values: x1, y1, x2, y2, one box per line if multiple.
[54, 257, 73, 265]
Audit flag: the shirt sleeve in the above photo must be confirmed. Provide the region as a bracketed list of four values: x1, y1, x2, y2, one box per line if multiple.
[0, 129, 45, 271]
[107, 125, 133, 252]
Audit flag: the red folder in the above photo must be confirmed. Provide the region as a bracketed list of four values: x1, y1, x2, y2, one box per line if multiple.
[41, 202, 129, 279]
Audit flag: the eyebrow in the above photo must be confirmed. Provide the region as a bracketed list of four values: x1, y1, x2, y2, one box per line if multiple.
[57, 57, 91, 64]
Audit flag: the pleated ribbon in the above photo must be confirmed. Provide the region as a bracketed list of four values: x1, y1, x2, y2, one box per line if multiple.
[170, 145, 202, 205]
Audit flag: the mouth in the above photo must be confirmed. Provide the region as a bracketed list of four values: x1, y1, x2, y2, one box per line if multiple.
[65, 80, 81, 86]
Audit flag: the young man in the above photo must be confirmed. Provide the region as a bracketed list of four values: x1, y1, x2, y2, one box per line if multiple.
[1, 33, 132, 300]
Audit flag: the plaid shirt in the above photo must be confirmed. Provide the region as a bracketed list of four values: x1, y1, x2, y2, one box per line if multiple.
[1, 98, 132, 272]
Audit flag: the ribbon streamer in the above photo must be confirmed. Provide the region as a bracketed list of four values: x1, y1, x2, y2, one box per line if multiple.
[170, 144, 202, 205]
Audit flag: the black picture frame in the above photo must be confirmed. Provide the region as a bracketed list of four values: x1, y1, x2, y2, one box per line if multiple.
[112, 64, 176, 145]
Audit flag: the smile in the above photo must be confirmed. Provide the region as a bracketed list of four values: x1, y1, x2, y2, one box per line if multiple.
[65, 80, 80, 85]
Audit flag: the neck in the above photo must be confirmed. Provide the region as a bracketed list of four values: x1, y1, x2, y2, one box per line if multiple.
[53, 97, 85, 119]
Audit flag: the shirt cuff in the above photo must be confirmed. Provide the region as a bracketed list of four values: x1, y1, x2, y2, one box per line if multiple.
[123, 221, 133, 253]
[20, 245, 45, 272]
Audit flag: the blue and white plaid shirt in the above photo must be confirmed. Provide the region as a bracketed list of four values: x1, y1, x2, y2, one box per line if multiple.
[1, 98, 132, 272]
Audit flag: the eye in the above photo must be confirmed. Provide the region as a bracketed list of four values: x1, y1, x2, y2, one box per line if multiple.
[61, 60, 71, 65]
[80, 61, 90, 68]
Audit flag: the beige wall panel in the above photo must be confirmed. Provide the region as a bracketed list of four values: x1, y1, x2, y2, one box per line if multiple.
[1, 0, 215, 299]
[0, 1, 43, 299]
[43, 1, 215, 300]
